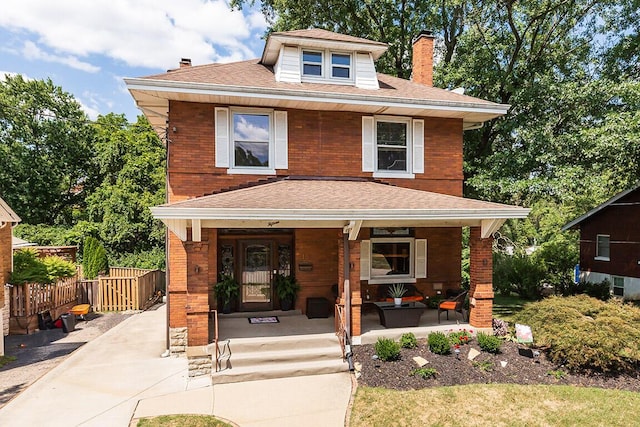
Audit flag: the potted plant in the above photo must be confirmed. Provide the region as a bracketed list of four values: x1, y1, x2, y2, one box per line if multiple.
[214, 274, 239, 314]
[388, 283, 407, 306]
[274, 273, 300, 311]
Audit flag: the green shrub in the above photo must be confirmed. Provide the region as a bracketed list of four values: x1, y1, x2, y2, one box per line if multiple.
[10, 248, 49, 284]
[567, 280, 611, 301]
[410, 367, 437, 379]
[109, 248, 166, 270]
[400, 333, 418, 349]
[428, 332, 451, 355]
[493, 252, 546, 299]
[374, 337, 401, 361]
[512, 295, 640, 372]
[427, 295, 443, 309]
[42, 256, 77, 282]
[477, 332, 502, 354]
[83, 236, 109, 279]
[448, 329, 472, 346]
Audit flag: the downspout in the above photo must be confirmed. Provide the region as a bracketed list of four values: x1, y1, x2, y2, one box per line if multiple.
[163, 121, 170, 356]
[343, 232, 354, 370]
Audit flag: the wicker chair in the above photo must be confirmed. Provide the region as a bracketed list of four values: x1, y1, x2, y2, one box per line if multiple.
[437, 290, 468, 323]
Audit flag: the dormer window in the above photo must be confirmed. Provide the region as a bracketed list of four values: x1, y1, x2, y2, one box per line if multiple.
[300, 49, 353, 83]
[331, 53, 351, 78]
[302, 51, 323, 76]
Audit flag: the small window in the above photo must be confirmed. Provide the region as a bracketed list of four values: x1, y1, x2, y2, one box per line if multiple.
[376, 120, 409, 172]
[371, 240, 412, 278]
[233, 113, 270, 168]
[302, 51, 322, 76]
[331, 53, 351, 78]
[613, 276, 624, 297]
[596, 235, 610, 260]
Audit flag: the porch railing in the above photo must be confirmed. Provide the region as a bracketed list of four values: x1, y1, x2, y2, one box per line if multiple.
[210, 309, 230, 372]
[335, 304, 347, 359]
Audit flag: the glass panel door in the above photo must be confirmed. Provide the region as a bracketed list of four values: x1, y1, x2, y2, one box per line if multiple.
[240, 241, 272, 311]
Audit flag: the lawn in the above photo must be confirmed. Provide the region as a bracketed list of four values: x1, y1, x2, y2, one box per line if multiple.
[492, 293, 528, 323]
[137, 415, 232, 427]
[350, 384, 640, 426]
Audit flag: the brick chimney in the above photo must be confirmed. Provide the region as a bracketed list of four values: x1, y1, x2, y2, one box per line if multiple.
[179, 58, 192, 68]
[412, 31, 435, 86]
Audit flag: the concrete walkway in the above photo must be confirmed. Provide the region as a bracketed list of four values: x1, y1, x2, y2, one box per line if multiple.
[0, 304, 353, 426]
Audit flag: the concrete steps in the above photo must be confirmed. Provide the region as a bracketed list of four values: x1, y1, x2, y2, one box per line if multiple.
[211, 332, 348, 384]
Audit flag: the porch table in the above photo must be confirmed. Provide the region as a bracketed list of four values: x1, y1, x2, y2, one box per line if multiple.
[374, 301, 426, 328]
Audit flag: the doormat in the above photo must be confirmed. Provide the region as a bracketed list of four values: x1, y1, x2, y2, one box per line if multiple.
[248, 316, 279, 324]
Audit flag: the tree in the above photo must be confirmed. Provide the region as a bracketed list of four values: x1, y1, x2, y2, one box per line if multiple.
[0, 75, 94, 224]
[85, 114, 166, 258]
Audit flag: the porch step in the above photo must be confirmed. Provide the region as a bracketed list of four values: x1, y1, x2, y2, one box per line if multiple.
[211, 333, 348, 384]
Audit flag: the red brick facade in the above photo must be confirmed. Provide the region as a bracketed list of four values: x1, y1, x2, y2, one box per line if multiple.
[0, 225, 10, 310]
[468, 227, 494, 329]
[163, 98, 489, 347]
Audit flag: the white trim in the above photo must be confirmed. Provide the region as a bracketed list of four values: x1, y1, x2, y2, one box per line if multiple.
[415, 239, 427, 278]
[369, 237, 414, 282]
[362, 116, 374, 172]
[192, 219, 201, 242]
[125, 78, 511, 118]
[360, 240, 371, 280]
[151, 207, 530, 221]
[481, 218, 505, 238]
[214, 107, 230, 168]
[227, 168, 277, 175]
[412, 119, 424, 174]
[596, 234, 610, 261]
[274, 110, 288, 169]
[374, 116, 411, 174]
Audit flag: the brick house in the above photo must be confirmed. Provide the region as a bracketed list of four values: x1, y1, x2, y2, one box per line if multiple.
[126, 29, 529, 363]
[0, 196, 21, 356]
[563, 183, 640, 299]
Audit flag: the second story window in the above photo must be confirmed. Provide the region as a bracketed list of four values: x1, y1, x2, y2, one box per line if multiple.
[233, 113, 270, 168]
[376, 120, 409, 171]
[215, 107, 288, 174]
[302, 51, 323, 77]
[331, 53, 351, 78]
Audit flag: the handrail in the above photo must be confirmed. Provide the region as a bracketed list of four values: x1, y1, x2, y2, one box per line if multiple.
[335, 303, 354, 370]
[212, 309, 220, 371]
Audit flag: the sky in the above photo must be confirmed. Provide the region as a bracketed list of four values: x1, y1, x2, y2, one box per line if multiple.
[0, 0, 268, 121]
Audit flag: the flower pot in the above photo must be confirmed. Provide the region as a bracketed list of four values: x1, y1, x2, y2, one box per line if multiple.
[394, 297, 402, 306]
[281, 298, 293, 311]
[222, 301, 232, 314]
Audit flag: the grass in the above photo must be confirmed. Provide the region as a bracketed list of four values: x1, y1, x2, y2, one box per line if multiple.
[350, 384, 640, 426]
[493, 293, 529, 323]
[137, 415, 233, 426]
[0, 355, 17, 368]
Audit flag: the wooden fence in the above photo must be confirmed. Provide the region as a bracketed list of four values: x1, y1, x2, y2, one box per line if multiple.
[95, 268, 165, 312]
[9, 274, 79, 318]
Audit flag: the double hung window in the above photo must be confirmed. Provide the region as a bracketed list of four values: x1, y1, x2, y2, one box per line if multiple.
[595, 234, 610, 261]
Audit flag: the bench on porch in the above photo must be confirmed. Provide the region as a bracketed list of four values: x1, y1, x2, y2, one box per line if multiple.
[375, 284, 425, 303]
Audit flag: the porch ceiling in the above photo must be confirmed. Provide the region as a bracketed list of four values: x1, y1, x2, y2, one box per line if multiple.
[151, 179, 530, 241]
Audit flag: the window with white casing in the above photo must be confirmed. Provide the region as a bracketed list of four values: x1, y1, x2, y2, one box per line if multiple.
[362, 116, 424, 179]
[301, 50, 353, 83]
[612, 276, 624, 297]
[360, 238, 427, 284]
[214, 107, 288, 174]
[595, 234, 610, 261]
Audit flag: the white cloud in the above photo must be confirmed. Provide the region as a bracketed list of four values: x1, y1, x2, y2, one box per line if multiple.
[22, 41, 100, 72]
[0, 0, 268, 70]
[234, 115, 270, 142]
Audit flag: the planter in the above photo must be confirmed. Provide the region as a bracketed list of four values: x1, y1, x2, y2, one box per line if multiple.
[394, 297, 402, 306]
[222, 301, 232, 314]
[281, 298, 293, 311]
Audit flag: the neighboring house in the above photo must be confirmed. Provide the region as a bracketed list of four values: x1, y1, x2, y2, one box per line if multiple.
[0, 196, 21, 356]
[126, 29, 529, 370]
[563, 183, 640, 300]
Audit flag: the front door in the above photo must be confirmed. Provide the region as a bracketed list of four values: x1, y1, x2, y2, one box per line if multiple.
[239, 241, 273, 311]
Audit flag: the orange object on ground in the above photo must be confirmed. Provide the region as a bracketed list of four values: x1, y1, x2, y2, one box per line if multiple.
[384, 296, 424, 303]
[69, 304, 91, 319]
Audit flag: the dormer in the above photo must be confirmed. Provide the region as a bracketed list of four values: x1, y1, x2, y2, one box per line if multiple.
[261, 29, 388, 90]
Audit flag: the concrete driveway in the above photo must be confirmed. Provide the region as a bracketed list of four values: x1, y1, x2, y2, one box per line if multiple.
[0, 304, 353, 426]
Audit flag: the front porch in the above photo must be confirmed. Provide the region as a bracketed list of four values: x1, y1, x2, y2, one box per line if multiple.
[211, 307, 471, 343]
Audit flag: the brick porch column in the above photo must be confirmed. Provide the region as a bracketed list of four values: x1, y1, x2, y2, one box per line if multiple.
[167, 233, 188, 354]
[469, 227, 494, 329]
[185, 241, 210, 346]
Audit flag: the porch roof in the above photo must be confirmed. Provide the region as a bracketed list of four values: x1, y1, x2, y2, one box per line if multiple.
[151, 178, 530, 241]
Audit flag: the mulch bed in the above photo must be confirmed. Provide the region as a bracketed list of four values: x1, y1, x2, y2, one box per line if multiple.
[353, 338, 640, 392]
